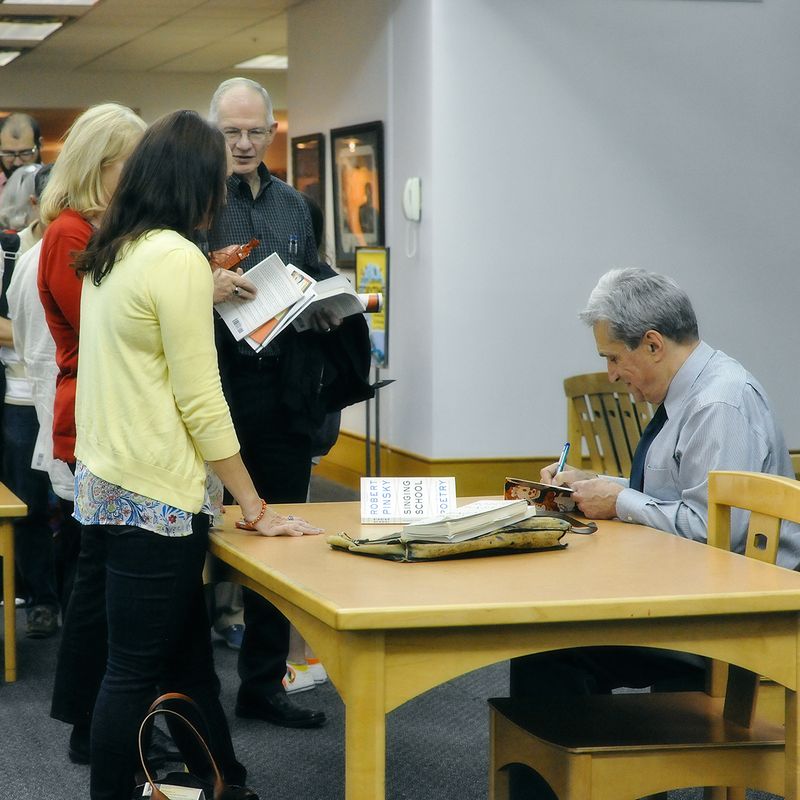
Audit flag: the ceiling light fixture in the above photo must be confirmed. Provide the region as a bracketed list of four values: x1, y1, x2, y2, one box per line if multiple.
[0, 19, 63, 40]
[1, 1, 97, 5]
[0, 48, 20, 65]
[235, 54, 288, 70]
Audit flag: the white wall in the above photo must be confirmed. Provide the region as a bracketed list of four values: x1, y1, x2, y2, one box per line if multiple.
[428, 0, 800, 457]
[300, 0, 800, 460]
[0, 68, 286, 122]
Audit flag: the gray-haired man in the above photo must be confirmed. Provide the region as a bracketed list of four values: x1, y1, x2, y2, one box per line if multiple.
[509, 267, 799, 798]
[544, 267, 799, 567]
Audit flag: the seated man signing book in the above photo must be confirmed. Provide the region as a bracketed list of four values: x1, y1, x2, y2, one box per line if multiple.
[509, 268, 800, 799]
[545, 267, 800, 568]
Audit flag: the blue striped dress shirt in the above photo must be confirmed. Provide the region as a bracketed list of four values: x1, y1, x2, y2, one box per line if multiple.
[611, 341, 800, 569]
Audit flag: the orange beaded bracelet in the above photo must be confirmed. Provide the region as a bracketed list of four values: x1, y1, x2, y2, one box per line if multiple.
[235, 498, 269, 531]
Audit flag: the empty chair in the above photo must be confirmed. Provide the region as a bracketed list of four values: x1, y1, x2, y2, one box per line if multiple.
[564, 372, 654, 477]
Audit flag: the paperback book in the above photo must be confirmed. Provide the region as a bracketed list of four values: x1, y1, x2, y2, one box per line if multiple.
[397, 499, 530, 543]
[360, 476, 456, 524]
[504, 477, 576, 512]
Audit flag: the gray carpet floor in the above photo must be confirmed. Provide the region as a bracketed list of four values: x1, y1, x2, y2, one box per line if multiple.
[0, 477, 783, 799]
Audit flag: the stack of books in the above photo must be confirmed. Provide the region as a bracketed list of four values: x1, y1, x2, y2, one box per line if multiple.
[359, 477, 530, 543]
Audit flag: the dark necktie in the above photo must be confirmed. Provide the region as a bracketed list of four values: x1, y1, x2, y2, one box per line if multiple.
[629, 403, 667, 492]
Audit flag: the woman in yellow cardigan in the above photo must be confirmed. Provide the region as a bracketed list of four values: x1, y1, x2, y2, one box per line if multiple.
[71, 110, 319, 800]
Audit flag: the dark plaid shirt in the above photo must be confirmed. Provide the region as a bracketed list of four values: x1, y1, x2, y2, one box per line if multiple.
[208, 163, 317, 358]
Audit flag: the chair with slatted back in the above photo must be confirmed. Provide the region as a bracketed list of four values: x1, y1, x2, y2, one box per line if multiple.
[564, 372, 654, 477]
[488, 470, 797, 800]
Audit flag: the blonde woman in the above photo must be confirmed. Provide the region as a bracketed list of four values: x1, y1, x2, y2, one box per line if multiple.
[38, 102, 146, 468]
[37, 103, 147, 764]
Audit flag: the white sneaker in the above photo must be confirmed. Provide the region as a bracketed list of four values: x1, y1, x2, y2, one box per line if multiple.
[306, 658, 328, 685]
[283, 662, 316, 694]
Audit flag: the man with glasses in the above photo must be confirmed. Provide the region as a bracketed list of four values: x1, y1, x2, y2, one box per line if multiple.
[0, 114, 42, 197]
[205, 77, 333, 730]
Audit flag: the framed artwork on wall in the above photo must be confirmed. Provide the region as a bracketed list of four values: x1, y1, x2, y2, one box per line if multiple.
[330, 121, 384, 268]
[290, 132, 325, 210]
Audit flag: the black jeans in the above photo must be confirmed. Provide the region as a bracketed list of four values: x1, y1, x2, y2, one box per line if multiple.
[222, 356, 313, 700]
[3, 404, 58, 609]
[51, 518, 109, 727]
[89, 515, 244, 800]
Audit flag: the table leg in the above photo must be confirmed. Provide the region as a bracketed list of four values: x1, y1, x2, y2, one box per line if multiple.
[341, 631, 386, 800]
[784, 636, 800, 800]
[1, 521, 16, 683]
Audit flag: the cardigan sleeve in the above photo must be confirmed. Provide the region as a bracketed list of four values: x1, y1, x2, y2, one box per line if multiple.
[150, 246, 240, 462]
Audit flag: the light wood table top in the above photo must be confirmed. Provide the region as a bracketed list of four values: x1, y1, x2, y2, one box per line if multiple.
[0, 483, 26, 517]
[209, 500, 800, 800]
[211, 500, 800, 629]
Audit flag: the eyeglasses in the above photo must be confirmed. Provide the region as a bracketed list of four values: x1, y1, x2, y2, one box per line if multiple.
[0, 146, 38, 161]
[221, 128, 270, 145]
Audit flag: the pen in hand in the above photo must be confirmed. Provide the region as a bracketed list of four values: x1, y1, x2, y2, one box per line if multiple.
[555, 442, 570, 479]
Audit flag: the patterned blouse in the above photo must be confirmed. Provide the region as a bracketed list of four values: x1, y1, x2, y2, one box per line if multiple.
[73, 461, 224, 537]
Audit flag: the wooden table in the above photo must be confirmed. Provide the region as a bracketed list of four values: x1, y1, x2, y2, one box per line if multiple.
[0, 482, 27, 683]
[209, 501, 800, 800]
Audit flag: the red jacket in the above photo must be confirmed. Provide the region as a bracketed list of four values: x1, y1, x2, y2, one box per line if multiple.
[38, 209, 92, 463]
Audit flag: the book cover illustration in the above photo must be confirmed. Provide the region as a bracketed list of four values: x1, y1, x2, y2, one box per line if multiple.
[504, 477, 576, 513]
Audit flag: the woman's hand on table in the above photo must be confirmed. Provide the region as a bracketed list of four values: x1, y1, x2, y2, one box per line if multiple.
[250, 507, 323, 537]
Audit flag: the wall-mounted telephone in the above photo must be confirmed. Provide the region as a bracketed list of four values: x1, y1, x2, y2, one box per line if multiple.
[402, 177, 421, 222]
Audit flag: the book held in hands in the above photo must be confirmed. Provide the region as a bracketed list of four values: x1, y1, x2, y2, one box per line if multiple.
[504, 476, 576, 513]
[214, 251, 382, 352]
[293, 274, 383, 332]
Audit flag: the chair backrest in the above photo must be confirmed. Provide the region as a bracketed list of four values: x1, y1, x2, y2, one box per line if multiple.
[707, 470, 800, 561]
[707, 470, 800, 726]
[564, 372, 654, 477]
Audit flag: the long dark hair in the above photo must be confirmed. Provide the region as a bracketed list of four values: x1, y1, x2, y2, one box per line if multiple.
[75, 110, 227, 285]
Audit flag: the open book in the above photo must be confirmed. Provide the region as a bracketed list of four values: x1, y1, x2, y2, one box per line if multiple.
[214, 252, 304, 342]
[504, 477, 576, 512]
[244, 264, 316, 351]
[398, 499, 529, 542]
[293, 275, 383, 332]
[359, 498, 530, 544]
[216, 251, 382, 352]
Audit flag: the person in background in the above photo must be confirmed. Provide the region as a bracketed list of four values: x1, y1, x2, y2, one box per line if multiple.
[39, 102, 147, 765]
[73, 108, 320, 800]
[0, 163, 61, 637]
[0, 113, 42, 196]
[206, 76, 332, 728]
[206, 78, 373, 723]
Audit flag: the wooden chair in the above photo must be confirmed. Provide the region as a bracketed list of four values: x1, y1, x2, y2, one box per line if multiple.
[0, 482, 27, 683]
[489, 470, 797, 800]
[564, 372, 654, 477]
[791, 451, 800, 481]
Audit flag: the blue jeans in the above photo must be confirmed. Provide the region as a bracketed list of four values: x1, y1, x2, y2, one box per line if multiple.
[3, 404, 58, 609]
[88, 515, 245, 800]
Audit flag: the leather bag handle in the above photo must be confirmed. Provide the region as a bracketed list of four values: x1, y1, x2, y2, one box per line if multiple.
[138, 692, 226, 800]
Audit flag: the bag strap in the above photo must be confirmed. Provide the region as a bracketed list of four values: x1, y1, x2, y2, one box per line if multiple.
[138, 692, 226, 800]
[542, 511, 597, 535]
